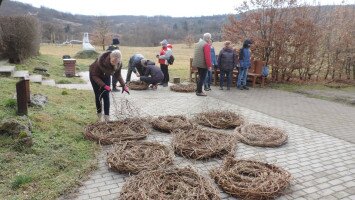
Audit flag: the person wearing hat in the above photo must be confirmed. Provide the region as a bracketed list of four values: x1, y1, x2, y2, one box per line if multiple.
[217, 41, 237, 90]
[125, 54, 145, 83]
[89, 50, 129, 122]
[237, 39, 253, 90]
[139, 59, 164, 90]
[192, 33, 212, 96]
[156, 39, 172, 87]
[106, 38, 121, 91]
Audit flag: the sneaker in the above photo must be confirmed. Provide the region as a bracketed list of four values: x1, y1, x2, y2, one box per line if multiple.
[158, 82, 164, 85]
[204, 87, 211, 91]
[152, 85, 158, 90]
[219, 87, 223, 90]
[196, 92, 207, 96]
[243, 86, 249, 90]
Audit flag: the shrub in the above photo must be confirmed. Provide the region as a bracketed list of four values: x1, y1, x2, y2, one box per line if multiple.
[11, 175, 32, 189]
[0, 15, 40, 63]
[4, 99, 16, 108]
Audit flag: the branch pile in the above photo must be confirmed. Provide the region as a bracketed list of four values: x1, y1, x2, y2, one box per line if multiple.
[120, 166, 221, 200]
[210, 157, 292, 200]
[170, 83, 196, 93]
[195, 110, 245, 129]
[84, 118, 150, 145]
[107, 141, 174, 174]
[235, 124, 288, 147]
[151, 115, 193, 133]
[127, 81, 149, 90]
[172, 127, 237, 160]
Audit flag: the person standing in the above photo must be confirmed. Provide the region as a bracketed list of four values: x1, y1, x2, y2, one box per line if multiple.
[237, 39, 253, 90]
[125, 54, 145, 83]
[204, 41, 217, 91]
[156, 39, 172, 87]
[89, 50, 129, 122]
[106, 38, 121, 92]
[218, 41, 237, 90]
[192, 33, 212, 96]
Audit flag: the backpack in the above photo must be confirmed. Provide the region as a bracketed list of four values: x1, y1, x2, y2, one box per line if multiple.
[262, 65, 269, 77]
[168, 55, 175, 65]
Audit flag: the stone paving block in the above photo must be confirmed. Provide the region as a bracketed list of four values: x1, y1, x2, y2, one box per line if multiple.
[101, 193, 118, 200]
[85, 181, 106, 189]
[98, 183, 118, 191]
[89, 190, 110, 198]
[329, 179, 344, 186]
[333, 191, 351, 199]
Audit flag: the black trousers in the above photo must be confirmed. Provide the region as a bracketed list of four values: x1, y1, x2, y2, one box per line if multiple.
[196, 68, 208, 93]
[160, 64, 169, 83]
[90, 76, 110, 115]
[140, 76, 163, 85]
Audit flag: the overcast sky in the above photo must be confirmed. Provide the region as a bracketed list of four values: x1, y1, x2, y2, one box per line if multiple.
[13, 0, 354, 17]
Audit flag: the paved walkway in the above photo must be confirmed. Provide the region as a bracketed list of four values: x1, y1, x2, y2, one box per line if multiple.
[64, 84, 355, 200]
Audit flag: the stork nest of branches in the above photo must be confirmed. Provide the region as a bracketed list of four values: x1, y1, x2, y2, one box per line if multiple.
[210, 157, 292, 200]
[172, 127, 237, 160]
[235, 124, 288, 147]
[151, 115, 193, 133]
[84, 118, 150, 145]
[195, 110, 245, 129]
[127, 81, 149, 90]
[107, 141, 174, 174]
[170, 83, 196, 93]
[119, 166, 221, 200]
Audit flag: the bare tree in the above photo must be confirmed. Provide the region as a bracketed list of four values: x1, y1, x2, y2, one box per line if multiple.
[93, 16, 112, 50]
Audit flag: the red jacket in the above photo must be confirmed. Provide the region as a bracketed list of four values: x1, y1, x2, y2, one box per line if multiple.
[158, 47, 167, 65]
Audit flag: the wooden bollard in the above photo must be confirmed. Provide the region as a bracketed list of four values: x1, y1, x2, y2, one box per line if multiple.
[16, 77, 30, 116]
[173, 77, 181, 84]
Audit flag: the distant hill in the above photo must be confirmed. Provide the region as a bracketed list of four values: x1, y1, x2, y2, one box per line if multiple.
[0, 0, 228, 46]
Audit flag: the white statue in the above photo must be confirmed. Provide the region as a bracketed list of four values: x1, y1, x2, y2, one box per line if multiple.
[82, 32, 95, 51]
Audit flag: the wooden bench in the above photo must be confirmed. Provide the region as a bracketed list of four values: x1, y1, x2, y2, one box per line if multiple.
[189, 58, 198, 82]
[247, 60, 265, 87]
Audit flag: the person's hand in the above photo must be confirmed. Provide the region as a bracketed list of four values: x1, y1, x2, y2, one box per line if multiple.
[122, 85, 130, 94]
[104, 85, 111, 92]
[135, 72, 140, 77]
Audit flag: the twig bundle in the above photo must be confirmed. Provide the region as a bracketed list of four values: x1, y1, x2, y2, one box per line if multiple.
[151, 115, 193, 133]
[195, 110, 245, 129]
[107, 141, 174, 174]
[172, 127, 237, 160]
[235, 124, 288, 147]
[84, 118, 150, 145]
[120, 166, 221, 200]
[210, 157, 292, 200]
[170, 83, 196, 93]
[127, 81, 149, 90]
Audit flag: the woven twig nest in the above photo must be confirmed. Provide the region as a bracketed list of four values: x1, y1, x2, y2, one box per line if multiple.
[120, 166, 221, 200]
[195, 110, 245, 129]
[172, 127, 237, 160]
[84, 118, 150, 145]
[210, 157, 292, 200]
[107, 141, 174, 174]
[151, 115, 193, 133]
[170, 83, 196, 93]
[235, 124, 288, 147]
[127, 81, 149, 90]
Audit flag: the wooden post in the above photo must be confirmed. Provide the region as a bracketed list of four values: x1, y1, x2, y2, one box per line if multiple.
[173, 77, 180, 84]
[16, 78, 29, 116]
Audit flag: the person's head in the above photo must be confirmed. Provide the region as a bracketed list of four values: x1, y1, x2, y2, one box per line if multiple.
[203, 33, 212, 43]
[110, 50, 121, 67]
[224, 41, 232, 48]
[141, 59, 149, 67]
[160, 39, 168, 47]
[243, 39, 253, 48]
[112, 38, 120, 45]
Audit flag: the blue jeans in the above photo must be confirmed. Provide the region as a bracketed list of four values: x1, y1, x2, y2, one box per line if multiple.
[237, 67, 248, 87]
[204, 70, 212, 88]
[220, 70, 232, 88]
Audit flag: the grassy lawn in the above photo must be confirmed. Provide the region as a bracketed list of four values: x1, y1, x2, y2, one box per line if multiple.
[0, 77, 99, 199]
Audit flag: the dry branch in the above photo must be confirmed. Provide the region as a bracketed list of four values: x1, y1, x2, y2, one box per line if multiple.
[210, 157, 292, 200]
[120, 166, 221, 200]
[107, 141, 174, 174]
[84, 118, 150, 145]
[195, 110, 245, 129]
[235, 124, 288, 147]
[172, 127, 237, 160]
[127, 81, 149, 90]
[170, 83, 196, 93]
[151, 115, 193, 133]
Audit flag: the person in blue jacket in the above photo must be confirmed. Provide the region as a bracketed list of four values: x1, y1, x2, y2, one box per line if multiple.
[204, 41, 217, 91]
[125, 54, 145, 83]
[237, 39, 253, 90]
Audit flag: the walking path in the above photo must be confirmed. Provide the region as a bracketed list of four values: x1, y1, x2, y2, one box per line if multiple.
[67, 79, 355, 200]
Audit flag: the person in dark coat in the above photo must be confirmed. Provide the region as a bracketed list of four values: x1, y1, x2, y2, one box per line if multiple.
[106, 38, 121, 92]
[89, 50, 129, 122]
[217, 41, 237, 90]
[237, 39, 253, 90]
[139, 59, 164, 90]
[125, 54, 146, 83]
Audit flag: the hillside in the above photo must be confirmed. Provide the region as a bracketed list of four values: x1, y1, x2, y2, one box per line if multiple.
[0, 0, 228, 46]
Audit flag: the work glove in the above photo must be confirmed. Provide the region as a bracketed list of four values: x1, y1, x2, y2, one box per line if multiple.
[122, 85, 130, 94]
[104, 85, 111, 92]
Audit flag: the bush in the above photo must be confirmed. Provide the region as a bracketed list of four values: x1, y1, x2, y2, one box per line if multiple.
[0, 15, 40, 63]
